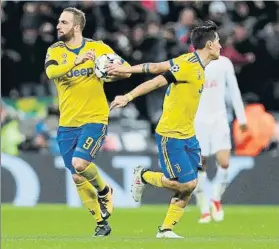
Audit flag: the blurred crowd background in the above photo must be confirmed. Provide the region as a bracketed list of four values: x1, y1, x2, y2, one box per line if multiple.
[1, 1, 279, 156]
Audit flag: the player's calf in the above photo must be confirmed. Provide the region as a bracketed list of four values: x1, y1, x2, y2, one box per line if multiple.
[194, 170, 211, 223]
[159, 180, 197, 235]
[71, 174, 112, 233]
[177, 178, 197, 195]
[72, 158, 108, 193]
[73, 158, 114, 218]
[211, 150, 230, 222]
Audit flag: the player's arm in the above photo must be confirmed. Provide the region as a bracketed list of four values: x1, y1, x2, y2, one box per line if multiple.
[110, 69, 177, 110]
[108, 59, 132, 81]
[45, 48, 94, 80]
[107, 60, 172, 76]
[225, 59, 247, 130]
[95, 42, 131, 80]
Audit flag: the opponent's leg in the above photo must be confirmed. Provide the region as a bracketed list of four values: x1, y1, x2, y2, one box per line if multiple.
[211, 149, 230, 222]
[193, 121, 212, 222]
[195, 170, 211, 223]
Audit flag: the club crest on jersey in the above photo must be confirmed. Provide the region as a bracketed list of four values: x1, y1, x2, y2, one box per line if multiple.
[62, 60, 67, 64]
[62, 53, 67, 58]
[171, 64, 180, 73]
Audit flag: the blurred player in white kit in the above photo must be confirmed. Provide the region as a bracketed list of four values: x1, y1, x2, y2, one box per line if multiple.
[194, 55, 248, 223]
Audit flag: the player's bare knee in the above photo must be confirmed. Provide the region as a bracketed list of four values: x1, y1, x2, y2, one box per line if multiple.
[178, 179, 197, 193]
[219, 163, 229, 169]
[72, 174, 86, 184]
[216, 151, 230, 169]
[163, 177, 181, 191]
[170, 196, 187, 208]
[72, 157, 89, 172]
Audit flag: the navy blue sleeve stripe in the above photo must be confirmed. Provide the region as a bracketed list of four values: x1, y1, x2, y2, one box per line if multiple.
[120, 58, 125, 64]
[45, 60, 58, 69]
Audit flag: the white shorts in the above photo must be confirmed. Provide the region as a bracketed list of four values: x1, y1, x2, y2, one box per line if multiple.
[195, 118, 231, 157]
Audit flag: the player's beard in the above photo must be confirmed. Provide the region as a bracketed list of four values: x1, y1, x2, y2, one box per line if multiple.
[58, 28, 75, 42]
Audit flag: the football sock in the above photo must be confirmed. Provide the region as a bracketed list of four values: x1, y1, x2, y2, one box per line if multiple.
[195, 171, 210, 214]
[162, 204, 184, 230]
[142, 171, 163, 187]
[77, 162, 107, 193]
[212, 166, 228, 202]
[76, 181, 103, 222]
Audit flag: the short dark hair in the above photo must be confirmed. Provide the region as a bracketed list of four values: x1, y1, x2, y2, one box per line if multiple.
[63, 7, 86, 31]
[190, 20, 218, 49]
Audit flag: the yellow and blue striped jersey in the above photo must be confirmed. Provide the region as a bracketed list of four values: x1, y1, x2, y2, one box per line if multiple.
[156, 52, 205, 139]
[45, 38, 127, 127]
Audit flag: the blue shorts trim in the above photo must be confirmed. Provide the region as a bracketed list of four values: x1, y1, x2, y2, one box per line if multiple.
[155, 133, 202, 183]
[57, 123, 107, 174]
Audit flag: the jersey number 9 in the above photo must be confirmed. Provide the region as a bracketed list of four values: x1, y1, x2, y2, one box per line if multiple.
[83, 137, 94, 150]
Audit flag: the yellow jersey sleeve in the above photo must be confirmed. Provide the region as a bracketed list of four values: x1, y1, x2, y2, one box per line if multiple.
[162, 55, 188, 84]
[45, 47, 58, 65]
[45, 44, 76, 79]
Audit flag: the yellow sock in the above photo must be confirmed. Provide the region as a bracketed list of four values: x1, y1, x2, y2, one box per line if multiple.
[142, 171, 163, 187]
[77, 162, 106, 192]
[162, 204, 184, 230]
[76, 181, 102, 222]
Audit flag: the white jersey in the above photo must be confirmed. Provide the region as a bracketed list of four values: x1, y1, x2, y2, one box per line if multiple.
[195, 56, 246, 124]
[195, 56, 247, 156]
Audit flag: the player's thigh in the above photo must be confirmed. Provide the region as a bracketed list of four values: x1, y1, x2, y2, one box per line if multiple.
[184, 135, 203, 173]
[155, 133, 198, 183]
[57, 127, 80, 174]
[211, 119, 231, 155]
[73, 123, 107, 163]
[195, 121, 211, 157]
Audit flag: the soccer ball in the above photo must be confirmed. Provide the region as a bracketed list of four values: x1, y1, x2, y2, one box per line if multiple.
[94, 53, 122, 82]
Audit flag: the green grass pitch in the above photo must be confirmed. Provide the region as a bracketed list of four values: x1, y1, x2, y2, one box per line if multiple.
[2, 205, 279, 249]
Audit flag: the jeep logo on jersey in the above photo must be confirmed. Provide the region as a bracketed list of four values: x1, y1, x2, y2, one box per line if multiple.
[57, 68, 94, 82]
[66, 68, 94, 78]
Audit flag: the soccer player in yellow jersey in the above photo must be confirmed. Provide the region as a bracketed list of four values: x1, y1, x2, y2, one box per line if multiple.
[107, 21, 221, 238]
[45, 7, 130, 236]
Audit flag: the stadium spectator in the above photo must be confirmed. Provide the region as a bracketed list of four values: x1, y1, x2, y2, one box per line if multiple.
[1, 102, 24, 156]
[233, 98, 278, 156]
